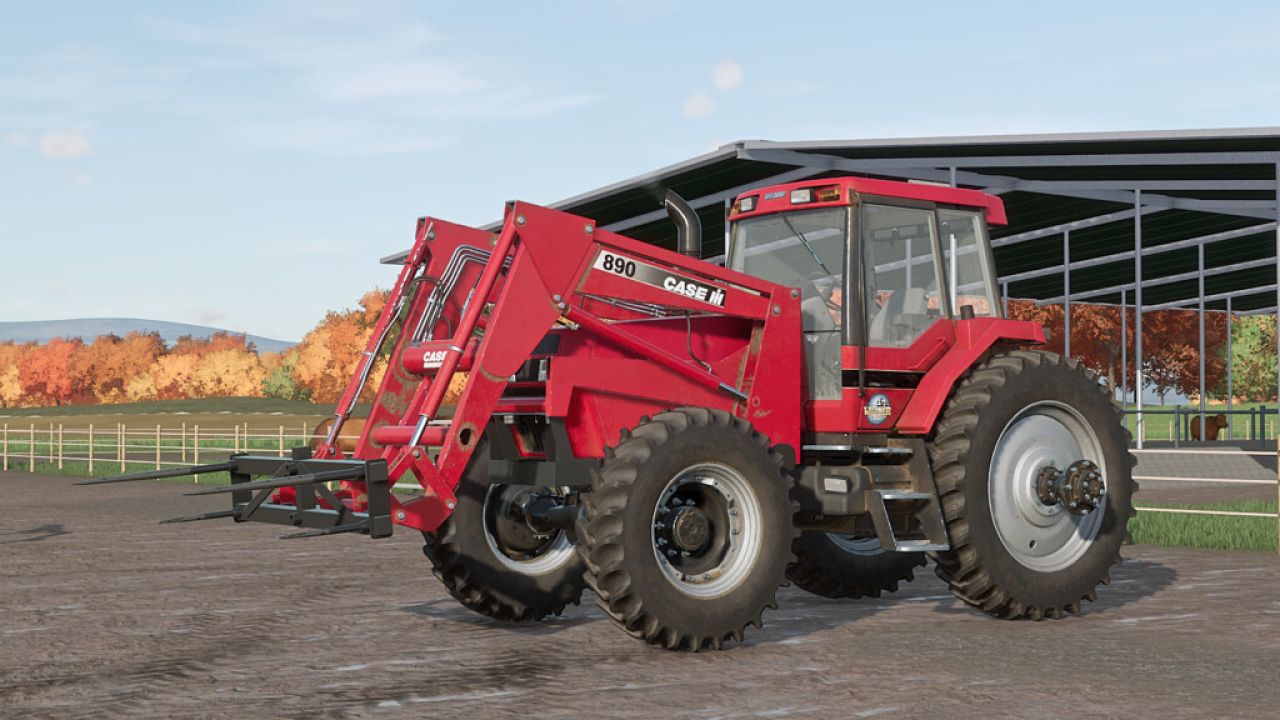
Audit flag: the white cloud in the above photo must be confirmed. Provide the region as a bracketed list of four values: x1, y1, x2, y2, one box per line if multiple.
[712, 61, 744, 92]
[5, 131, 29, 147]
[683, 90, 716, 118]
[39, 129, 91, 158]
[138, 8, 598, 155]
[320, 61, 485, 101]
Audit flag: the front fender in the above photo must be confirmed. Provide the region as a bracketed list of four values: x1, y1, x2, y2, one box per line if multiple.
[894, 318, 1045, 434]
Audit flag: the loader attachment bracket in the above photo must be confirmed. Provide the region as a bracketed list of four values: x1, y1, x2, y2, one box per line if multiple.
[88, 449, 395, 539]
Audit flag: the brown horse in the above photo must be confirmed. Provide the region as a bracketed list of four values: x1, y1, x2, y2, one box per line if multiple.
[309, 416, 368, 455]
[1189, 413, 1228, 441]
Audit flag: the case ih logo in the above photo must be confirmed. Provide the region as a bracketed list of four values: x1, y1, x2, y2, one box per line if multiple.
[420, 349, 448, 369]
[593, 251, 727, 308]
[863, 393, 893, 425]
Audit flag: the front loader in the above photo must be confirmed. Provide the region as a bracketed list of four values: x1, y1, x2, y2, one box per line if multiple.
[86, 177, 1135, 650]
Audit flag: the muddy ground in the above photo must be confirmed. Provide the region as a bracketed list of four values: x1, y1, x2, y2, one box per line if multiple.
[2, 472, 1279, 719]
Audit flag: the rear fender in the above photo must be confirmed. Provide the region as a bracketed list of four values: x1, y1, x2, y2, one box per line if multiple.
[893, 318, 1045, 434]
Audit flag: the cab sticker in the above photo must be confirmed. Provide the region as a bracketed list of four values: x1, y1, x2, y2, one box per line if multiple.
[864, 393, 893, 426]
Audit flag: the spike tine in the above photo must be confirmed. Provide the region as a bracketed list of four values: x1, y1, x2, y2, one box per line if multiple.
[76, 461, 239, 485]
[280, 521, 369, 540]
[159, 509, 237, 524]
[183, 467, 365, 497]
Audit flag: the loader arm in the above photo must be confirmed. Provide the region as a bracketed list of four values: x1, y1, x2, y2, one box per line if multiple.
[355, 201, 801, 533]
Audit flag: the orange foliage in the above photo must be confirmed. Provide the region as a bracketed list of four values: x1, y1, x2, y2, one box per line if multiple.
[291, 290, 391, 403]
[0, 288, 401, 409]
[1009, 300, 1228, 402]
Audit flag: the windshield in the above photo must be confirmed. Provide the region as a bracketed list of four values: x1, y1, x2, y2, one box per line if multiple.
[729, 207, 847, 309]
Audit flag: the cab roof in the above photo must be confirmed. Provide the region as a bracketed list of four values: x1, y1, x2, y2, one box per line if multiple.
[728, 176, 1008, 225]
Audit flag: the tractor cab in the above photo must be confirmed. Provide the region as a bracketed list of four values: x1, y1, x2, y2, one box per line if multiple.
[728, 177, 1006, 401]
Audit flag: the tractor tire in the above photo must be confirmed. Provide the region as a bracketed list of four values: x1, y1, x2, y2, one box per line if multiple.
[787, 532, 926, 599]
[422, 439, 586, 622]
[928, 350, 1136, 620]
[577, 407, 797, 651]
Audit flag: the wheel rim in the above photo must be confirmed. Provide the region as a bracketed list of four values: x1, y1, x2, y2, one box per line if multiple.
[482, 485, 576, 576]
[826, 534, 886, 556]
[988, 400, 1107, 572]
[651, 462, 763, 599]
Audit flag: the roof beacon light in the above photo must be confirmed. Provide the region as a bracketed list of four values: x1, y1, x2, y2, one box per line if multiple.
[815, 185, 841, 202]
[790, 188, 812, 204]
[735, 195, 757, 213]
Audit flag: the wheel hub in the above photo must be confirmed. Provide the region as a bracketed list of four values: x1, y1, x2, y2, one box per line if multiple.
[651, 463, 763, 598]
[989, 401, 1108, 572]
[1035, 460, 1105, 515]
[666, 505, 712, 552]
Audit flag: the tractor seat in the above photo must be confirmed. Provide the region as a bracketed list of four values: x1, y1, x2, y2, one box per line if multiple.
[801, 295, 837, 333]
[869, 288, 927, 346]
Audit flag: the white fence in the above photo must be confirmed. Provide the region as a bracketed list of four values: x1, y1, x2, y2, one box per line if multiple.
[0, 421, 361, 481]
[1130, 444, 1280, 553]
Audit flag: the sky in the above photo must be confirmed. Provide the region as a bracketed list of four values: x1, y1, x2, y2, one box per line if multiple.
[2, 1, 1279, 342]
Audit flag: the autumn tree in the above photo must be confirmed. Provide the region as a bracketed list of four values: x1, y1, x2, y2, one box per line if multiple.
[0, 342, 33, 407]
[291, 290, 390, 403]
[18, 338, 84, 406]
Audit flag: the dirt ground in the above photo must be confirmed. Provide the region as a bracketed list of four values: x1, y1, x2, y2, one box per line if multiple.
[2, 473, 1279, 720]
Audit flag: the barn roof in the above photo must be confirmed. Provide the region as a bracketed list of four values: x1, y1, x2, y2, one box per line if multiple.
[387, 127, 1280, 314]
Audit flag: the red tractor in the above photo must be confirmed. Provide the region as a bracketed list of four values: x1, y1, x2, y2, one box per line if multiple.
[89, 176, 1134, 651]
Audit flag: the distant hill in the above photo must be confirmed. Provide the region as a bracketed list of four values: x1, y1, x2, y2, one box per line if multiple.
[0, 318, 296, 353]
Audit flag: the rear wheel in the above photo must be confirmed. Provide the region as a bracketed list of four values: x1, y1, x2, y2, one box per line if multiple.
[928, 350, 1136, 619]
[422, 440, 586, 622]
[788, 532, 926, 599]
[578, 408, 797, 651]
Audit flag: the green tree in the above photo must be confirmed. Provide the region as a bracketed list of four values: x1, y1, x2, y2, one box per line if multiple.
[1216, 314, 1277, 402]
[262, 352, 311, 401]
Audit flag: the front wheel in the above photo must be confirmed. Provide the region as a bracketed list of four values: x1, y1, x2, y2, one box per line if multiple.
[928, 350, 1136, 619]
[577, 408, 797, 651]
[422, 439, 586, 622]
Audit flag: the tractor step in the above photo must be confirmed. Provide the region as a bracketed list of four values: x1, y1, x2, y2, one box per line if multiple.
[865, 487, 950, 553]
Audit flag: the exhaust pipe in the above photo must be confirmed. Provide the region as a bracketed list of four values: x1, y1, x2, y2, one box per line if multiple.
[664, 190, 702, 260]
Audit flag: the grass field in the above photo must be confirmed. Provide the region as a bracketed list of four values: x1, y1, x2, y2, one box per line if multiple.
[1131, 500, 1279, 552]
[1120, 402, 1280, 443]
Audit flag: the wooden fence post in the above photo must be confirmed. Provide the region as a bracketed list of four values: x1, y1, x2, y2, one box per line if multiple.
[88, 424, 94, 474]
[58, 424, 63, 470]
[48, 423, 53, 467]
[233, 424, 239, 454]
[29, 423, 35, 472]
[2, 423, 7, 471]
[193, 425, 200, 475]
[181, 421, 187, 463]
[119, 423, 126, 473]
[155, 424, 161, 470]
[278, 425, 284, 456]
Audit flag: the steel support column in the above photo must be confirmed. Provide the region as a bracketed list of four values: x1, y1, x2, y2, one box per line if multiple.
[1121, 290, 1128, 406]
[1275, 162, 1280, 444]
[1135, 190, 1144, 448]
[1063, 230, 1071, 358]
[1198, 242, 1206, 444]
[1227, 296, 1234, 440]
